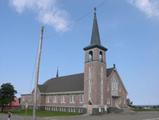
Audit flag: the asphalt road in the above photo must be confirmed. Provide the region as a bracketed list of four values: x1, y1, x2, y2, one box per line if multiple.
[0, 111, 159, 120]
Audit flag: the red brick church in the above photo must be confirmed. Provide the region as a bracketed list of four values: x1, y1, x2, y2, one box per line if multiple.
[21, 10, 128, 114]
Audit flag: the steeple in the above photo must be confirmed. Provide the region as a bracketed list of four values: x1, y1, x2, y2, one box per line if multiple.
[90, 8, 101, 46]
[84, 8, 107, 51]
[56, 67, 59, 78]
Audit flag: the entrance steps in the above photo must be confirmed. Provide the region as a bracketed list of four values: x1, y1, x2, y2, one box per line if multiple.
[108, 107, 134, 113]
[108, 107, 123, 113]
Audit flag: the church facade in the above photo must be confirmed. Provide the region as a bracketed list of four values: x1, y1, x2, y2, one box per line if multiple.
[21, 10, 128, 114]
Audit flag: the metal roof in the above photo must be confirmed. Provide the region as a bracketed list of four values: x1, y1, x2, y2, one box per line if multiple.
[38, 68, 114, 93]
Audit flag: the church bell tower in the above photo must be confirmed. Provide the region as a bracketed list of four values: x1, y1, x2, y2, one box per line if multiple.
[84, 8, 108, 107]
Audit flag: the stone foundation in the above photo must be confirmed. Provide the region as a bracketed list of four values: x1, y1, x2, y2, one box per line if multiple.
[21, 105, 87, 114]
[88, 105, 108, 115]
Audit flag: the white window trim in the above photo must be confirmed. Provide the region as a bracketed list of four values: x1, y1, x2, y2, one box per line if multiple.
[61, 96, 65, 103]
[112, 76, 118, 91]
[111, 75, 119, 96]
[70, 95, 75, 104]
[53, 96, 57, 103]
[80, 95, 84, 103]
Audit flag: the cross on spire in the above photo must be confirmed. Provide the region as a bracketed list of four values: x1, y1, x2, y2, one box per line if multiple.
[94, 7, 96, 15]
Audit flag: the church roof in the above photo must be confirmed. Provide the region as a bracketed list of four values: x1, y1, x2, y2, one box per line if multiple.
[38, 68, 114, 93]
[84, 8, 107, 51]
[38, 73, 84, 93]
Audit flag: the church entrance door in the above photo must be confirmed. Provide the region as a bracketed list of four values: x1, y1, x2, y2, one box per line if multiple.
[112, 97, 120, 108]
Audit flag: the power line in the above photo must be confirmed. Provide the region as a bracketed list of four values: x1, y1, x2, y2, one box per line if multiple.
[29, 0, 107, 90]
[67, 0, 107, 28]
[96, 0, 106, 9]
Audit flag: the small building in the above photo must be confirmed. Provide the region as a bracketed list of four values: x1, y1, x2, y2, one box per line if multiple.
[5, 96, 20, 110]
[21, 10, 128, 114]
[10, 96, 20, 108]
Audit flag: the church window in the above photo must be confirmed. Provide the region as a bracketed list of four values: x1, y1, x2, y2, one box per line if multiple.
[112, 76, 118, 91]
[70, 95, 75, 103]
[99, 51, 103, 62]
[79, 94, 84, 103]
[61, 96, 65, 103]
[51, 96, 53, 103]
[88, 100, 92, 105]
[88, 51, 93, 61]
[46, 96, 50, 103]
[53, 96, 57, 103]
[111, 75, 119, 96]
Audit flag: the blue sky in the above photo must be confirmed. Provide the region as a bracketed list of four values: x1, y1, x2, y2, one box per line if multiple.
[0, 0, 159, 105]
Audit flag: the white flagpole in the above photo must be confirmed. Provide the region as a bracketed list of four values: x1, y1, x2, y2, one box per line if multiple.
[33, 26, 44, 120]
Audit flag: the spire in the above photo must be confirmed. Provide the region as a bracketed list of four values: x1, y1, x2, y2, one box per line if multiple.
[83, 8, 107, 51]
[90, 7, 101, 46]
[56, 67, 59, 78]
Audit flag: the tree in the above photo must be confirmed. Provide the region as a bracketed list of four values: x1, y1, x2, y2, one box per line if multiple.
[0, 83, 17, 112]
[127, 98, 133, 107]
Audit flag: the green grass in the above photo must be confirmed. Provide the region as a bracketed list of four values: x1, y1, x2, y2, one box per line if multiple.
[132, 108, 159, 112]
[9, 109, 81, 117]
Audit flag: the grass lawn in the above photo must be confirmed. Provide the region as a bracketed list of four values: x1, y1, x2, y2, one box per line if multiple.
[9, 109, 81, 117]
[132, 108, 159, 112]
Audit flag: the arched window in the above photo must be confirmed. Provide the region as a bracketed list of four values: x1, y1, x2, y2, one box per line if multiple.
[88, 100, 92, 105]
[112, 76, 118, 91]
[88, 51, 93, 61]
[111, 75, 119, 96]
[99, 51, 103, 62]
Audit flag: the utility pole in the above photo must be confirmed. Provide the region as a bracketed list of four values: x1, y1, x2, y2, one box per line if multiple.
[33, 26, 44, 120]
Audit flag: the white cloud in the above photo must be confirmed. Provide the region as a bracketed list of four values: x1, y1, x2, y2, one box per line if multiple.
[128, 0, 159, 18]
[10, 0, 70, 32]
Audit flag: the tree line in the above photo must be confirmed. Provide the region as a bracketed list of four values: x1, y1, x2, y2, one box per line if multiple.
[0, 83, 17, 112]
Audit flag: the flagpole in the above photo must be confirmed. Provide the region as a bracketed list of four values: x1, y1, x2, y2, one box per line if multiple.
[33, 26, 44, 120]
